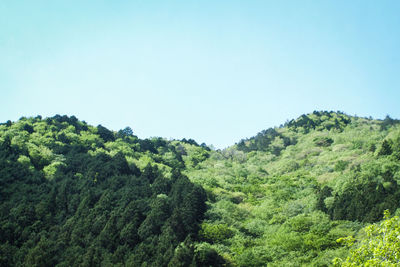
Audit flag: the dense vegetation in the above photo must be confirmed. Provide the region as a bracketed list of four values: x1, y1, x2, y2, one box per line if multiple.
[333, 210, 400, 266]
[186, 111, 400, 266]
[0, 115, 210, 266]
[1, 111, 400, 266]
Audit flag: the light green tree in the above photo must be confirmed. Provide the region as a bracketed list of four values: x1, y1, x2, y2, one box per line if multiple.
[334, 210, 400, 266]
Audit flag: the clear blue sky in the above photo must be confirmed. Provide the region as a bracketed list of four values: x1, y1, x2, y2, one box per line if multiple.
[1, 1, 400, 148]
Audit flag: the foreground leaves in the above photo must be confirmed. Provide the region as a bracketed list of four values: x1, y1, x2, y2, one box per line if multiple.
[335, 210, 400, 266]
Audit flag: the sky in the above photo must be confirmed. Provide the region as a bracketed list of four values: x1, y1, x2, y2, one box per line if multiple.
[1, 0, 400, 148]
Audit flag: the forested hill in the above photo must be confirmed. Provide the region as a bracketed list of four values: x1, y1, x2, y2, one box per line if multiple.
[185, 111, 400, 266]
[1, 112, 400, 266]
[0, 115, 212, 266]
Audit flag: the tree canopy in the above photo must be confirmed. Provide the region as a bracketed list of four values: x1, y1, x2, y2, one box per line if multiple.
[1, 111, 400, 266]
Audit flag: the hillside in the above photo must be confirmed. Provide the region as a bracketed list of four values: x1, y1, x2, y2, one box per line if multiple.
[185, 111, 400, 266]
[0, 115, 210, 266]
[1, 112, 400, 266]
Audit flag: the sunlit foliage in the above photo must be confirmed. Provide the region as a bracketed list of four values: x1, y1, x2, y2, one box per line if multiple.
[1, 111, 400, 266]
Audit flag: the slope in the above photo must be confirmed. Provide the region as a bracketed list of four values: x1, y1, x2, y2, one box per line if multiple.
[184, 111, 400, 266]
[0, 115, 212, 266]
[1, 112, 400, 266]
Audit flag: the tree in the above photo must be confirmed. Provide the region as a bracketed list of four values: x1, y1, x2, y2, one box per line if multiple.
[117, 127, 133, 138]
[97, 125, 115, 142]
[377, 139, 393, 156]
[334, 210, 400, 266]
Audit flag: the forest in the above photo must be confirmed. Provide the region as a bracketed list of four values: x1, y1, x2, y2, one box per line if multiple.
[1, 111, 400, 266]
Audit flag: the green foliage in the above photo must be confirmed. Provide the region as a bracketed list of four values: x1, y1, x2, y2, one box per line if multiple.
[192, 243, 226, 267]
[317, 159, 400, 222]
[0, 115, 209, 266]
[377, 139, 393, 156]
[334, 211, 400, 266]
[2, 111, 400, 266]
[334, 160, 348, 172]
[314, 136, 334, 147]
[200, 223, 234, 243]
[185, 111, 400, 265]
[237, 127, 294, 154]
[285, 111, 352, 132]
